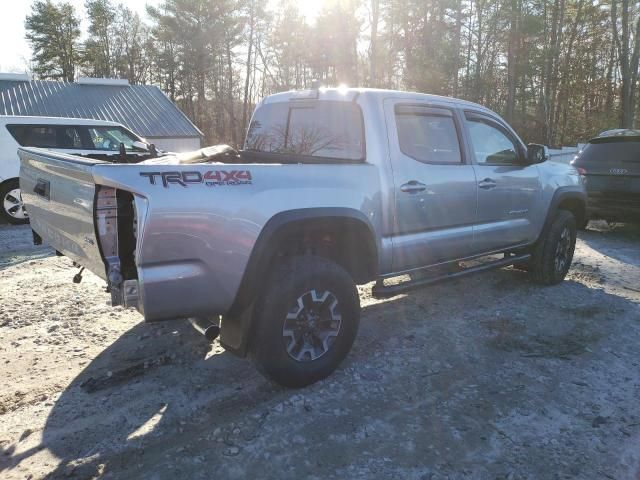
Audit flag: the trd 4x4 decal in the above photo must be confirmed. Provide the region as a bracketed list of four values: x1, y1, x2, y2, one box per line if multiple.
[140, 170, 252, 187]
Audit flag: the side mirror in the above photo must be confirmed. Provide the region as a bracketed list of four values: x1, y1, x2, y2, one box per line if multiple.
[132, 140, 150, 151]
[527, 143, 549, 164]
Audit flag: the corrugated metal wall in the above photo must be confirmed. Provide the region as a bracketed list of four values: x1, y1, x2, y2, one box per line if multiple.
[0, 80, 203, 142]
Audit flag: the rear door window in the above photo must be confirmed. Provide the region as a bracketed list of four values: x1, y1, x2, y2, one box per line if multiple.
[58, 127, 83, 148]
[395, 105, 462, 164]
[7, 125, 60, 148]
[7, 125, 84, 149]
[245, 101, 365, 161]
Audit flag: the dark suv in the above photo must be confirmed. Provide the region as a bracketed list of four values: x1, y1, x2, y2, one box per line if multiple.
[571, 129, 640, 226]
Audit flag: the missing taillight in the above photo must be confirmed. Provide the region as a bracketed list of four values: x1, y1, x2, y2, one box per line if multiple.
[116, 190, 137, 281]
[96, 187, 118, 258]
[95, 186, 138, 308]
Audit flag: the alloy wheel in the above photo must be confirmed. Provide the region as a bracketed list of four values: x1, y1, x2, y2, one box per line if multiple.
[282, 289, 342, 362]
[554, 226, 571, 272]
[3, 188, 27, 220]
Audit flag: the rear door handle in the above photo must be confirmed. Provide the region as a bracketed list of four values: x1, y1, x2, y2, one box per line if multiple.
[478, 178, 497, 190]
[400, 181, 427, 193]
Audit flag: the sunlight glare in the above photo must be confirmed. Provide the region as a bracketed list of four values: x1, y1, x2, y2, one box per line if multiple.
[290, 0, 324, 21]
[127, 404, 168, 441]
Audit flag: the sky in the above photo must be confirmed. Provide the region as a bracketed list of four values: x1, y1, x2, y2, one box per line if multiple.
[0, 0, 161, 72]
[0, 0, 324, 74]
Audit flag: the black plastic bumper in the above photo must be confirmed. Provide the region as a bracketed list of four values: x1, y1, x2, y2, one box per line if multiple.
[586, 193, 640, 223]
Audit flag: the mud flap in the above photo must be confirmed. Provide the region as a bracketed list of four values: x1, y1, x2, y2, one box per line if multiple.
[219, 304, 254, 357]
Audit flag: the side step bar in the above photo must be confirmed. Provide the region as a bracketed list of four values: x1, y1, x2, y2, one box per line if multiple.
[372, 253, 531, 299]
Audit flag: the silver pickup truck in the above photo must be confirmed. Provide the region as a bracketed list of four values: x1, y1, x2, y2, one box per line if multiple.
[19, 88, 586, 387]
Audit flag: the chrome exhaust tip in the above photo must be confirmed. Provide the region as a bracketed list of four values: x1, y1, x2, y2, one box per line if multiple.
[188, 317, 220, 342]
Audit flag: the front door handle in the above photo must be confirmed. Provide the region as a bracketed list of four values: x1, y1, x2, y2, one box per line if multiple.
[400, 180, 427, 193]
[478, 178, 497, 190]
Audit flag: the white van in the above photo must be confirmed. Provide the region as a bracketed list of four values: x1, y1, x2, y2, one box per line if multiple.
[0, 116, 159, 224]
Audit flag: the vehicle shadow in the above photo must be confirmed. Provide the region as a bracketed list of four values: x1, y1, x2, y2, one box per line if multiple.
[0, 319, 253, 477]
[0, 248, 54, 270]
[2, 267, 637, 479]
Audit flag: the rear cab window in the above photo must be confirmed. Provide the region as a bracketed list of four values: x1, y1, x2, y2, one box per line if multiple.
[244, 100, 365, 162]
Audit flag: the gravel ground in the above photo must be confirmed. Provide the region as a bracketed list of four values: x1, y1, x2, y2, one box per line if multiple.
[0, 221, 639, 480]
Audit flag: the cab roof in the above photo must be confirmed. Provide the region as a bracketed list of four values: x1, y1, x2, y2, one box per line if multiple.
[0, 115, 123, 127]
[262, 87, 496, 115]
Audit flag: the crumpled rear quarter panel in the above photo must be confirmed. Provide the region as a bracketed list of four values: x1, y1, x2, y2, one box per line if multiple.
[93, 162, 382, 321]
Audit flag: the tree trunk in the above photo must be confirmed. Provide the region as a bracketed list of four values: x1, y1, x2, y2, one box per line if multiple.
[369, 0, 379, 86]
[612, 0, 640, 128]
[242, 0, 255, 134]
[474, 0, 485, 103]
[506, 0, 519, 123]
[226, 39, 238, 147]
[453, 0, 462, 96]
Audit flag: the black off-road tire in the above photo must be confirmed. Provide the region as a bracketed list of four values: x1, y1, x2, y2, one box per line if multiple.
[250, 255, 360, 388]
[530, 209, 577, 285]
[0, 179, 29, 225]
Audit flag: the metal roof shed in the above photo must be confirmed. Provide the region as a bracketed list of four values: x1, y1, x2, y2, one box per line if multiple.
[0, 75, 203, 152]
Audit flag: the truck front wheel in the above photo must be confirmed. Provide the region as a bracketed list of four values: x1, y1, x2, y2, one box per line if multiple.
[530, 209, 577, 285]
[250, 255, 360, 388]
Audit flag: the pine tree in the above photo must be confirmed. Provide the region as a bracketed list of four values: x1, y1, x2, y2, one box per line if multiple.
[25, 0, 81, 81]
[84, 0, 115, 78]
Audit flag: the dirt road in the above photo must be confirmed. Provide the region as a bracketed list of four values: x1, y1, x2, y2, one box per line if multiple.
[1, 222, 639, 479]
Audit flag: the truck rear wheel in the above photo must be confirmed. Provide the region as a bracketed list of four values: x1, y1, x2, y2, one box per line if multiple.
[530, 209, 577, 285]
[250, 255, 360, 388]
